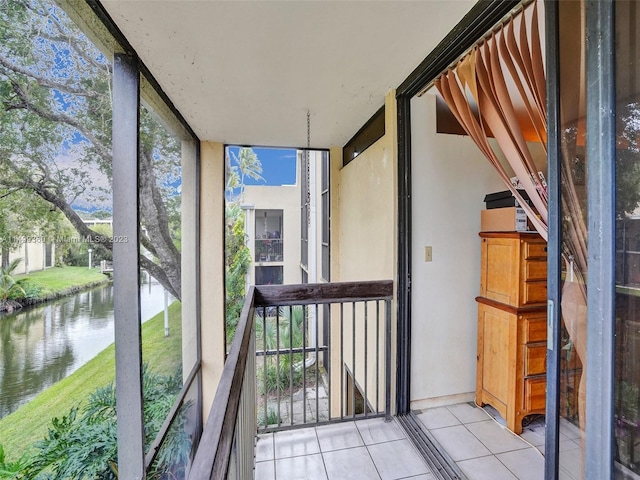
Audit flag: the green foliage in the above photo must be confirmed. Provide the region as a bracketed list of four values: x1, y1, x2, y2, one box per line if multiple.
[616, 380, 639, 423]
[225, 203, 251, 345]
[257, 409, 280, 428]
[227, 147, 264, 202]
[3, 368, 189, 480]
[258, 354, 305, 396]
[8, 278, 43, 300]
[255, 306, 305, 350]
[617, 102, 640, 218]
[0, 188, 64, 265]
[0, 0, 183, 300]
[256, 306, 306, 395]
[0, 258, 26, 307]
[0, 302, 182, 456]
[62, 223, 113, 267]
[0, 444, 33, 479]
[12, 267, 108, 300]
[224, 148, 266, 345]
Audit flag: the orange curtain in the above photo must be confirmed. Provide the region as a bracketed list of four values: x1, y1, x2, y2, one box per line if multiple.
[436, 0, 590, 452]
[435, 0, 548, 240]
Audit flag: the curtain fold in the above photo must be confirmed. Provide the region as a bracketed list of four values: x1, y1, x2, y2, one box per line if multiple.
[435, 0, 548, 239]
[435, 0, 590, 456]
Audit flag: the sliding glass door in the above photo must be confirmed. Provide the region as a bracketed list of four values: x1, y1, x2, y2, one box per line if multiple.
[613, 2, 640, 477]
[550, 2, 589, 477]
[549, 0, 640, 477]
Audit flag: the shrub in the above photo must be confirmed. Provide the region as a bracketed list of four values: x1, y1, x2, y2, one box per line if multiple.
[1, 367, 189, 480]
[257, 409, 280, 428]
[9, 279, 44, 300]
[258, 354, 305, 396]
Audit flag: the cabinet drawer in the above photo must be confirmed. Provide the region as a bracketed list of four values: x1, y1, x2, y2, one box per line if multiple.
[524, 377, 546, 411]
[524, 242, 547, 259]
[523, 316, 547, 343]
[524, 344, 547, 376]
[523, 281, 547, 305]
[524, 260, 547, 281]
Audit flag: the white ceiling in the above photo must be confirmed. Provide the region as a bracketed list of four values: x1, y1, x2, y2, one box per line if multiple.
[100, 0, 475, 148]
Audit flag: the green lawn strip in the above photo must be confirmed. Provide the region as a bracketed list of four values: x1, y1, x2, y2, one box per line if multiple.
[0, 302, 182, 460]
[143, 302, 183, 376]
[15, 267, 109, 302]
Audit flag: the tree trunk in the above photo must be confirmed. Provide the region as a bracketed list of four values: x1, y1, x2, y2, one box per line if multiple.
[1, 248, 8, 270]
[138, 146, 182, 300]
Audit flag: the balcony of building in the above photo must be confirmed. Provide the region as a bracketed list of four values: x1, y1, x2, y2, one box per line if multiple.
[184, 279, 570, 480]
[188, 280, 400, 479]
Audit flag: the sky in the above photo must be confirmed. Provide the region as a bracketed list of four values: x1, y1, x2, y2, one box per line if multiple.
[227, 146, 297, 186]
[74, 146, 298, 214]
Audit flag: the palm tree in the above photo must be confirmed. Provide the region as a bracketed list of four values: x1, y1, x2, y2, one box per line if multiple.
[0, 258, 26, 312]
[255, 306, 305, 351]
[227, 147, 264, 202]
[255, 306, 306, 394]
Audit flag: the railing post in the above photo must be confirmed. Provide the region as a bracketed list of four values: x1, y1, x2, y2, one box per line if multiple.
[385, 298, 392, 422]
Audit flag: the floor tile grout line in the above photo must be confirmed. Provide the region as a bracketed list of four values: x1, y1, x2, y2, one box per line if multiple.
[423, 421, 492, 463]
[352, 419, 384, 479]
[262, 420, 433, 480]
[270, 433, 276, 479]
[414, 409, 461, 431]
[459, 415, 522, 459]
[358, 418, 419, 480]
[363, 440, 388, 480]
[460, 413, 546, 459]
[493, 455, 529, 480]
[451, 415, 545, 480]
[444, 403, 494, 426]
[314, 425, 330, 480]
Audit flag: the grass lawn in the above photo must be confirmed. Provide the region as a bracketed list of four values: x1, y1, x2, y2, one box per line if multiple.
[0, 301, 182, 460]
[15, 266, 109, 301]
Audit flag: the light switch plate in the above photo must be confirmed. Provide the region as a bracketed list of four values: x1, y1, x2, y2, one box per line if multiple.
[424, 246, 432, 262]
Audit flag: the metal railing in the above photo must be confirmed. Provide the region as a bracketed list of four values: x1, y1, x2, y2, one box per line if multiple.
[188, 280, 393, 480]
[256, 281, 393, 432]
[254, 238, 283, 262]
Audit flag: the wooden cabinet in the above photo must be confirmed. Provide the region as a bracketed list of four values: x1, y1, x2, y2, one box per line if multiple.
[476, 232, 547, 434]
[479, 233, 547, 306]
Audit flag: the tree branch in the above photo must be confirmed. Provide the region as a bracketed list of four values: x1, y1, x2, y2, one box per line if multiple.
[0, 186, 22, 199]
[9, 81, 112, 164]
[0, 54, 99, 98]
[140, 256, 179, 299]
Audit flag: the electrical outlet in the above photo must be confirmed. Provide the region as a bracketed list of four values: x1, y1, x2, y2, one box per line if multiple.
[424, 246, 432, 262]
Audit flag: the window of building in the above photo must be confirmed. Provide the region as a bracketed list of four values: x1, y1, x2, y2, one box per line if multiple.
[301, 152, 309, 270]
[321, 151, 330, 281]
[342, 106, 385, 167]
[255, 209, 283, 262]
[255, 265, 283, 285]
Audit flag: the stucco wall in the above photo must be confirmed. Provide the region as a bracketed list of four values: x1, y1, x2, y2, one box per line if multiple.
[332, 94, 397, 283]
[9, 241, 52, 274]
[330, 91, 398, 415]
[181, 139, 199, 376]
[409, 93, 506, 408]
[199, 141, 226, 421]
[243, 181, 301, 286]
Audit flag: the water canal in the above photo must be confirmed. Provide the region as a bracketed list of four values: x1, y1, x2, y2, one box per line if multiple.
[0, 280, 168, 418]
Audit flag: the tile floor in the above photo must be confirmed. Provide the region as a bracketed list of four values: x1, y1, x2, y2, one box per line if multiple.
[255, 417, 433, 480]
[414, 402, 584, 480]
[254, 403, 585, 479]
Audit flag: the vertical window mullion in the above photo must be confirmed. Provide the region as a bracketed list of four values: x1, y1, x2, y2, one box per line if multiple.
[112, 53, 145, 479]
[585, 0, 616, 478]
[544, 1, 562, 478]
